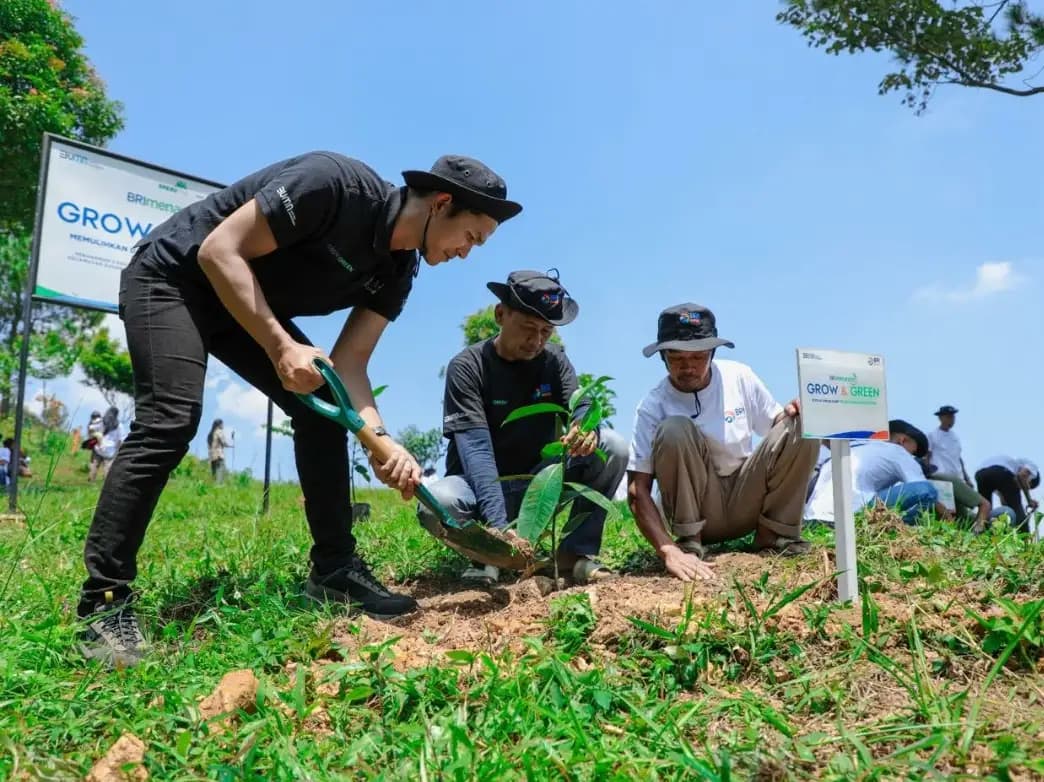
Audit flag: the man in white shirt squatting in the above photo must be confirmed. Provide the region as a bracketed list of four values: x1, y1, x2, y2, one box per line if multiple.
[626, 303, 819, 582]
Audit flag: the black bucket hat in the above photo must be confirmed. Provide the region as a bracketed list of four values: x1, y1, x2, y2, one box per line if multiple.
[402, 155, 522, 223]
[889, 419, 929, 459]
[934, 405, 958, 416]
[487, 269, 578, 326]
[642, 303, 735, 358]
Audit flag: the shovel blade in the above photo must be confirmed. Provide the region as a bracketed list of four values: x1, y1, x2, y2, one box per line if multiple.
[418, 513, 544, 571]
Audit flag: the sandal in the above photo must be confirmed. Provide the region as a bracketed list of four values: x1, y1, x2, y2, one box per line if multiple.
[757, 536, 812, 556]
[571, 556, 614, 585]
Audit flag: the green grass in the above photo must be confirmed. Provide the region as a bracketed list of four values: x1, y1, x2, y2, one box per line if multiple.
[1, 423, 1043, 780]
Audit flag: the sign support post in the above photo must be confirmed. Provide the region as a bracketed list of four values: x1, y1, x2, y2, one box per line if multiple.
[830, 439, 858, 601]
[797, 348, 889, 604]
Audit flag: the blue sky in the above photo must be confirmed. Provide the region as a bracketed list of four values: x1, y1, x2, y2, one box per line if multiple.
[39, 0, 1043, 483]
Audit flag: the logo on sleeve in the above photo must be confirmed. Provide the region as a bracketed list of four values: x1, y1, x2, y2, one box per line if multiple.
[275, 186, 297, 226]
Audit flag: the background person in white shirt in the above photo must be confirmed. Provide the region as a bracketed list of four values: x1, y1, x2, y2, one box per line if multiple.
[805, 419, 947, 525]
[626, 303, 819, 582]
[974, 455, 1040, 532]
[927, 405, 971, 485]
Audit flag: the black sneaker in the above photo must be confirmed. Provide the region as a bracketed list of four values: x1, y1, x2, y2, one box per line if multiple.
[79, 592, 146, 669]
[305, 556, 418, 619]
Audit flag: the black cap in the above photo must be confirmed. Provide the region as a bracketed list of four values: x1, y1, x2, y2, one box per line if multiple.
[402, 155, 522, 223]
[889, 419, 929, 459]
[487, 269, 578, 326]
[934, 405, 958, 416]
[642, 303, 735, 358]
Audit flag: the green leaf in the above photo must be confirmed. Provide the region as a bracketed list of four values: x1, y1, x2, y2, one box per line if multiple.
[445, 650, 476, 665]
[516, 463, 564, 543]
[353, 464, 370, 482]
[593, 447, 608, 463]
[372, 384, 388, 398]
[569, 375, 613, 414]
[564, 482, 620, 522]
[580, 398, 604, 433]
[502, 403, 569, 426]
[541, 441, 566, 459]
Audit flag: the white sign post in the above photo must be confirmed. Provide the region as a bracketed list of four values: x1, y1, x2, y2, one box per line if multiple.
[796, 348, 889, 602]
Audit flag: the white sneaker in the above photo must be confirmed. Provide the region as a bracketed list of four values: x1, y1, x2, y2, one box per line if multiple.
[461, 563, 500, 585]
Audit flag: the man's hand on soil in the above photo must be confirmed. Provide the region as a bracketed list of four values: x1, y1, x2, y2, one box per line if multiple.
[661, 545, 715, 582]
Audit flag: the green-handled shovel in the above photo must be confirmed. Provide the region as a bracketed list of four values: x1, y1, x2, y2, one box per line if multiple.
[295, 359, 539, 571]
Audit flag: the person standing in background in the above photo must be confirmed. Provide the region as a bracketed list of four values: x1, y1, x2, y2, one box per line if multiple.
[207, 419, 234, 483]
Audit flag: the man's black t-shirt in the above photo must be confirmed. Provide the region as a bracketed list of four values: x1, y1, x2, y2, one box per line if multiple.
[443, 340, 579, 477]
[136, 152, 418, 322]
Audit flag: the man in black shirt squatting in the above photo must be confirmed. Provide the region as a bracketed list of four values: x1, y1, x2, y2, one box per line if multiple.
[78, 153, 521, 668]
[419, 271, 628, 584]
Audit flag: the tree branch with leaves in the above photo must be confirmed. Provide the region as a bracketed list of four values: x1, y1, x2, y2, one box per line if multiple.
[778, 0, 1044, 112]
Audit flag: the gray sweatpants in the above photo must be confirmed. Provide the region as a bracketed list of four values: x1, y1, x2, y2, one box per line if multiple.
[651, 415, 819, 543]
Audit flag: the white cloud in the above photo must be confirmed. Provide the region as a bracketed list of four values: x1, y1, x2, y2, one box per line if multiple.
[215, 381, 271, 423]
[915, 261, 1024, 303]
[205, 358, 231, 390]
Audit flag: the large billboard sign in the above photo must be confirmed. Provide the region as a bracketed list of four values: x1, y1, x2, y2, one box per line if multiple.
[31, 134, 223, 312]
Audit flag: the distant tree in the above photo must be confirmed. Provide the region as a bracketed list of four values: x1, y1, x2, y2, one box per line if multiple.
[397, 425, 446, 471]
[0, 232, 104, 416]
[79, 327, 134, 409]
[459, 305, 564, 348]
[778, 1, 1044, 113]
[0, 0, 124, 233]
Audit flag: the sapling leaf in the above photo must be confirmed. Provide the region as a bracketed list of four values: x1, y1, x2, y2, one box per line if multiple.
[593, 447, 608, 463]
[564, 482, 620, 522]
[502, 403, 568, 426]
[569, 375, 613, 414]
[561, 510, 591, 536]
[516, 463, 564, 543]
[541, 441, 566, 459]
[580, 398, 604, 433]
[372, 385, 388, 398]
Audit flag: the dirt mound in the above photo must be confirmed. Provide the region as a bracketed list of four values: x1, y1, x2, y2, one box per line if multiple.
[85, 733, 147, 782]
[328, 551, 842, 670]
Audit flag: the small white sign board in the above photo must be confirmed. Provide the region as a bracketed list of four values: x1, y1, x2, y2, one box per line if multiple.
[929, 480, 957, 513]
[797, 348, 889, 603]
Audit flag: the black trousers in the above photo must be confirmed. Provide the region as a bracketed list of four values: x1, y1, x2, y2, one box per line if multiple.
[78, 257, 355, 616]
[975, 466, 1028, 531]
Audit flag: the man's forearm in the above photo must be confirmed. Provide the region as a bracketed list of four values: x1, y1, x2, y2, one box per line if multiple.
[338, 362, 383, 431]
[629, 489, 677, 557]
[198, 250, 293, 357]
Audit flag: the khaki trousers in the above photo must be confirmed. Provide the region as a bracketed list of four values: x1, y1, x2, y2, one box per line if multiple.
[651, 415, 819, 543]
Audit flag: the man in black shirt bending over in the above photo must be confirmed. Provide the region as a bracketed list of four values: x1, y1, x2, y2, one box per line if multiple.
[419, 270, 627, 584]
[79, 153, 521, 667]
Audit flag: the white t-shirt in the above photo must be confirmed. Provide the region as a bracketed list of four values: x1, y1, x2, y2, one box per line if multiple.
[0, 446, 10, 466]
[805, 441, 926, 523]
[928, 427, 964, 476]
[628, 359, 782, 477]
[95, 425, 125, 460]
[978, 455, 1039, 482]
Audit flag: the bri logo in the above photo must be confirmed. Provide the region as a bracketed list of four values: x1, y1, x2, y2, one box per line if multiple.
[724, 407, 746, 423]
[532, 383, 552, 400]
[540, 292, 562, 307]
[276, 185, 296, 226]
[679, 311, 702, 325]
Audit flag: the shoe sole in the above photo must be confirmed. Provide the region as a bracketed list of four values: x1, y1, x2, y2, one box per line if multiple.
[304, 581, 418, 620]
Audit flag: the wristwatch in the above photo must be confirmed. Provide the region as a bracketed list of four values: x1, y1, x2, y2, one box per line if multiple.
[371, 425, 388, 437]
